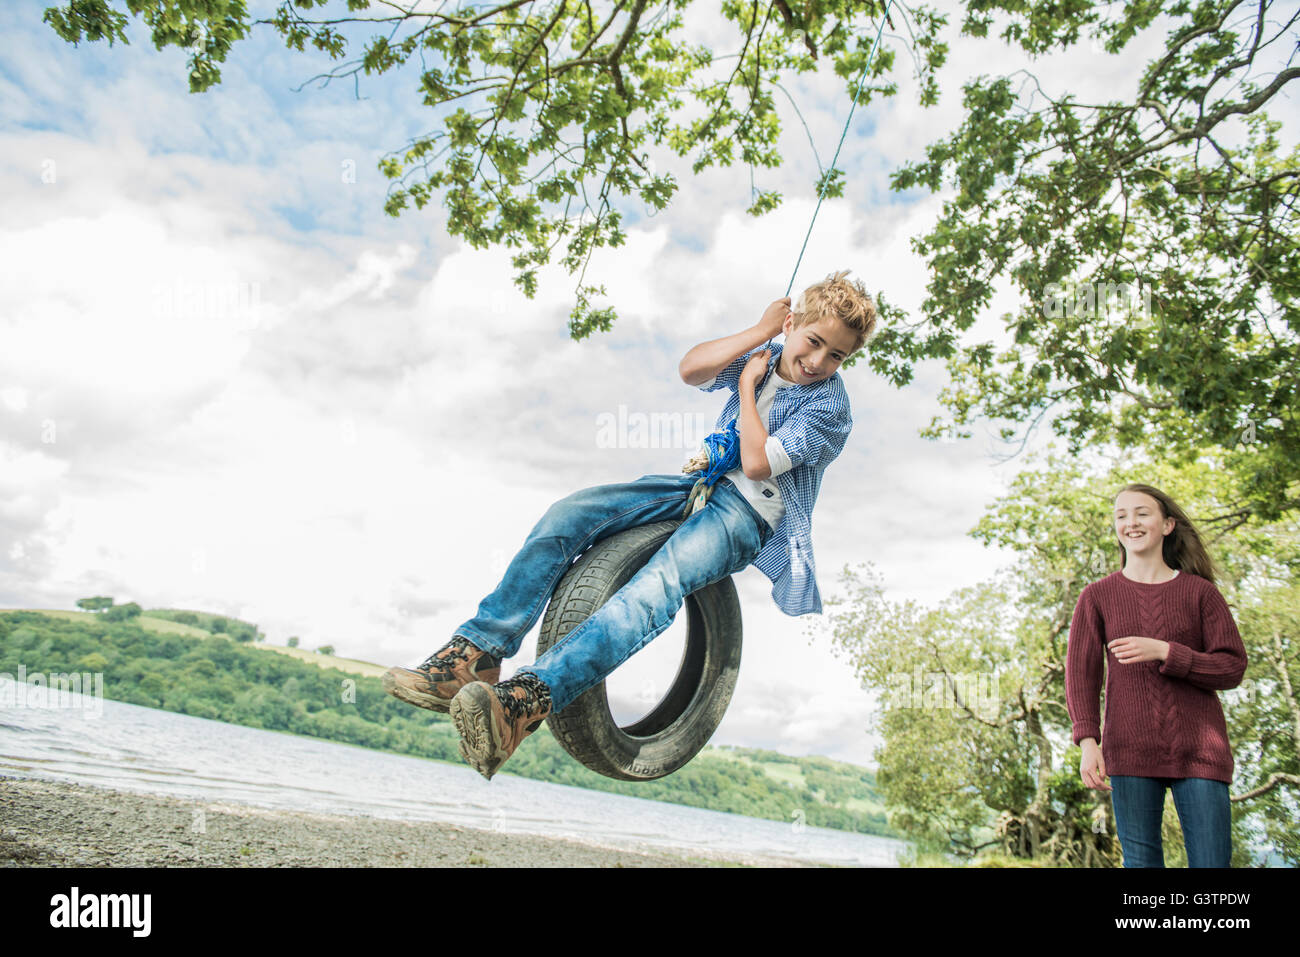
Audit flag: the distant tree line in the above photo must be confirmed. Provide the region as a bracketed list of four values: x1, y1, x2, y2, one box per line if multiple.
[75, 599, 265, 643]
[2, 611, 896, 839]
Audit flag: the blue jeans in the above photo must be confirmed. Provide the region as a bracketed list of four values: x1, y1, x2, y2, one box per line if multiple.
[1110, 775, 1232, 867]
[454, 473, 773, 713]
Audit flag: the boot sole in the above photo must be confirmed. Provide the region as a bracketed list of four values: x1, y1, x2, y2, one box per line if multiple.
[381, 668, 453, 714]
[449, 684, 510, 781]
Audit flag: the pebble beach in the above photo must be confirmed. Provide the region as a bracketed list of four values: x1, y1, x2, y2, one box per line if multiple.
[0, 775, 812, 868]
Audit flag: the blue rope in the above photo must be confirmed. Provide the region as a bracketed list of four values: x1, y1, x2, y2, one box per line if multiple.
[682, 421, 743, 518]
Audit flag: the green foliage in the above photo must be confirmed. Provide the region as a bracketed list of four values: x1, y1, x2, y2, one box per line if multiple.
[185, 657, 218, 678]
[825, 566, 1060, 858]
[8, 627, 39, 648]
[148, 608, 262, 641]
[502, 731, 895, 835]
[877, 1, 1297, 523]
[43, 0, 252, 92]
[146, 608, 257, 639]
[138, 671, 168, 702]
[43, 0, 946, 334]
[102, 602, 142, 621]
[77, 652, 109, 671]
[1224, 579, 1300, 864]
[1, 610, 466, 764]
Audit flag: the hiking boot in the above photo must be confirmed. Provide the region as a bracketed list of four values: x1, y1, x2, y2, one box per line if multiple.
[381, 636, 502, 714]
[449, 673, 553, 781]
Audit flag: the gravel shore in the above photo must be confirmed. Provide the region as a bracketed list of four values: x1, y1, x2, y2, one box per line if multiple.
[0, 775, 810, 868]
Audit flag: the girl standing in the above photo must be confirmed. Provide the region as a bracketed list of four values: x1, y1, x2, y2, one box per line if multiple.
[1066, 483, 1248, 867]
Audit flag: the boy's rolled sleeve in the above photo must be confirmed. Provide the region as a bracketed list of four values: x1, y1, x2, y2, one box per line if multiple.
[771, 398, 852, 470]
[764, 435, 794, 478]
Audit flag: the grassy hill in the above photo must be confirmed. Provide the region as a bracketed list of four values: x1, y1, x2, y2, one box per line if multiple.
[1, 605, 895, 838]
[22, 609, 211, 639]
[255, 642, 388, 679]
[709, 746, 888, 818]
[20, 608, 387, 678]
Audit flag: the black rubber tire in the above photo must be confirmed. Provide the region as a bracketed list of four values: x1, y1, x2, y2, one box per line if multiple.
[536, 520, 743, 782]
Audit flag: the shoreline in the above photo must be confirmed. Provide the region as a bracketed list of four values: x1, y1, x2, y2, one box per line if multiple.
[0, 775, 819, 868]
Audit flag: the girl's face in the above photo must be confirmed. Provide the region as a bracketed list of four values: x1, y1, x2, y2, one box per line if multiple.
[1114, 490, 1175, 560]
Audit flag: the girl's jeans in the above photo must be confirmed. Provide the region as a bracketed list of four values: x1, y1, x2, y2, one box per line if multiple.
[1110, 775, 1232, 867]
[454, 473, 774, 713]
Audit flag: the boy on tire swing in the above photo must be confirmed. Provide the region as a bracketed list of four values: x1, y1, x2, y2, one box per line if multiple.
[383, 271, 878, 779]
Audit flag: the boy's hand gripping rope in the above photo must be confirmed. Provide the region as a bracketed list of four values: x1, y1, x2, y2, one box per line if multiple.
[682, 2, 895, 520]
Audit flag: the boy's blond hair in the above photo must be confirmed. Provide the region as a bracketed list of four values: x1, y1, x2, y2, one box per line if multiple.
[792, 270, 878, 354]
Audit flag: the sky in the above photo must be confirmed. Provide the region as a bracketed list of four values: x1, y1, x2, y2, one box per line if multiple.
[2, 0, 1284, 767]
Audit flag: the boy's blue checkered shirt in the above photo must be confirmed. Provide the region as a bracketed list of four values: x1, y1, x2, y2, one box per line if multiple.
[699, 341, 852, 616]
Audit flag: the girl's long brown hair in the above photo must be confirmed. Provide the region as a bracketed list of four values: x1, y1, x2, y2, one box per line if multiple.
[1115, 483, 1218, 583]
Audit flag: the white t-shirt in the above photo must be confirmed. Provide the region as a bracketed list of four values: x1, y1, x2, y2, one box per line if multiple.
[690, 369, 797, 530]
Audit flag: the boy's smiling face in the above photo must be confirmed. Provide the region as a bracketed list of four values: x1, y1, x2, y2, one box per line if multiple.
[777, 314, 858, 384]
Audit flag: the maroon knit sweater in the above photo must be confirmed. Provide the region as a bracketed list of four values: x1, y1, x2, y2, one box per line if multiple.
[1065, 571, 1248, 784]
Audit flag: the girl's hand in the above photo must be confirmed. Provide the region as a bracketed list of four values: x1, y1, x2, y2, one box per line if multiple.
[757, 298, 791, 340]
[740, 349, 770, 389]
[1108, 635, 1170, 664]
[1080, 739, 1111, 791]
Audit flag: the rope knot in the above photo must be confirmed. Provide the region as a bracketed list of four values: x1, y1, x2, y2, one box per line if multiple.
[681, 419, 742, 518]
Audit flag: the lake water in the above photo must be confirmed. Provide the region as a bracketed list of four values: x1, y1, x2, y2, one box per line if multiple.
[0, 676, 908, 866]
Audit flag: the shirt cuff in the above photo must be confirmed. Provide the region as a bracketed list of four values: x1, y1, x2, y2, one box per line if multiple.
[696, 376, 716, 391]
[1159, 641, 1193, 679]
[765, 436, 793, 478]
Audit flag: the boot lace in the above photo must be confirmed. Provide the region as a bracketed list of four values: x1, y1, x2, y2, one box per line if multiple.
[418, 636, 497, 676]
[495, 673, 552, 726]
